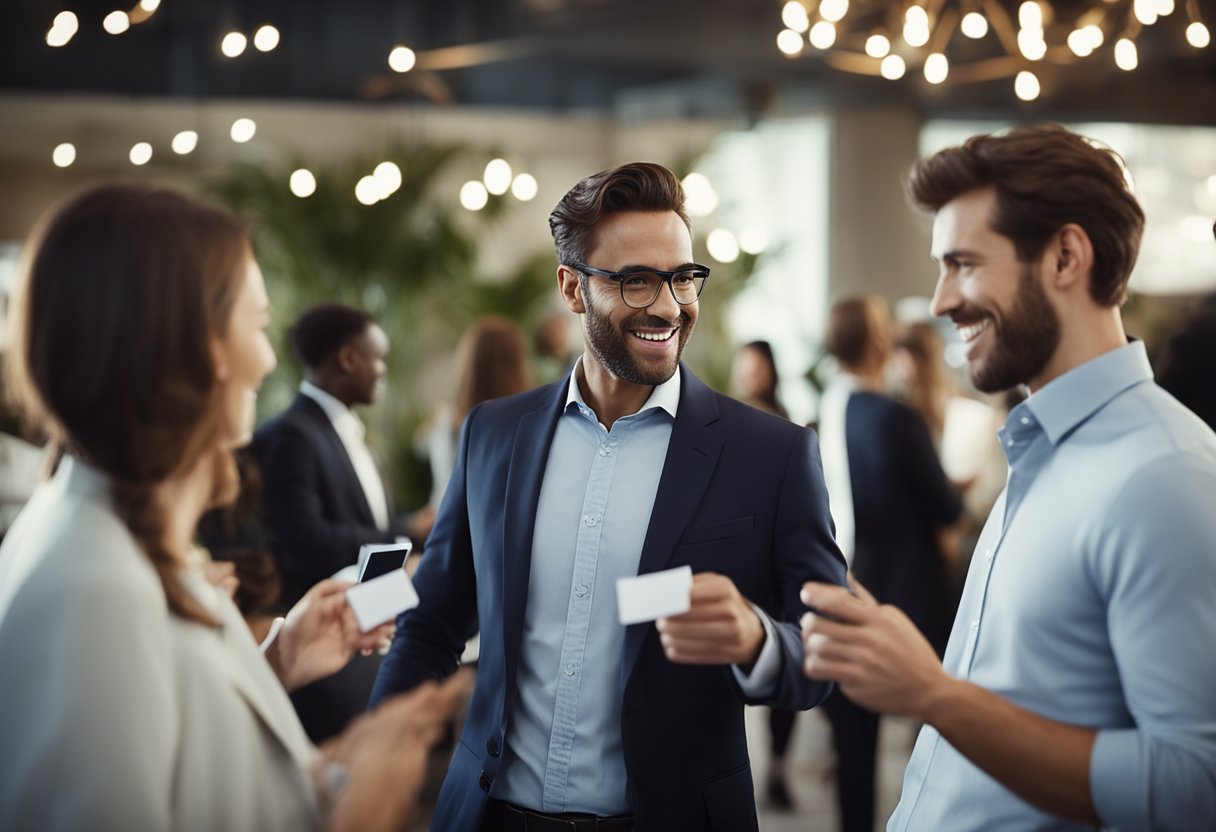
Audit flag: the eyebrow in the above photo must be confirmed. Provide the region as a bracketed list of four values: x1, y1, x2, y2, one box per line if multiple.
[612, 262, 700, 272]
[934, 249, 983, 264]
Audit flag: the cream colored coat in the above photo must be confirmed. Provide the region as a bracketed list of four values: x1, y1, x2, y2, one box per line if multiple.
[0, 458, 322, 831]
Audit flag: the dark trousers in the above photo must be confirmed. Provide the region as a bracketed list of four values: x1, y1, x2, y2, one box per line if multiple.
[824, 690, 880, 832]
[769, 707, 797, 760]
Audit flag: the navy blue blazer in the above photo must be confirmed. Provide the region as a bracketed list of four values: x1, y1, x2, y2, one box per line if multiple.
[371, 366, 846, 831]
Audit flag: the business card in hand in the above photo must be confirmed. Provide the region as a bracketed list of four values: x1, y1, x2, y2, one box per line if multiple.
[617, 565, 693, 625]
[345, 569, 420, 632]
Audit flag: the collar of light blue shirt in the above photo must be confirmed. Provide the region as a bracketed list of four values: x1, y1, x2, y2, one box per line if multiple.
[299, 380, 365, 440]
[1020, 340, 1153, 446]
[564, 355, 682, 421]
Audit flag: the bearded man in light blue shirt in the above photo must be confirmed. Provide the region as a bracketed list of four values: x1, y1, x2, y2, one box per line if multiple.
[801, 124, 1216, 830]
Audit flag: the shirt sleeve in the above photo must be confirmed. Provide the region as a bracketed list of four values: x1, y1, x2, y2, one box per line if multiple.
[731, 603, 780, 696]
[1086, 454, 1216, 830]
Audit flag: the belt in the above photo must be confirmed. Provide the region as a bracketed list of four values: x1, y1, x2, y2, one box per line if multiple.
[482, 799, 634, 832]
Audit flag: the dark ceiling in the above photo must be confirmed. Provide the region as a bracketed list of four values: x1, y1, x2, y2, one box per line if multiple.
[3, 0, 1215, 125]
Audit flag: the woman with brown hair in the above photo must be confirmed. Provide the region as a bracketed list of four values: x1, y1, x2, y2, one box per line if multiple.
[0, 182, 465, 831]
[421, 315, 533, 512]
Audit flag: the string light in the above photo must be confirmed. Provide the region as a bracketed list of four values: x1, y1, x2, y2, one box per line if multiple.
[253, 25, 280, 52]
[681, 173, 719, 217]
[739, 228, 769, 255]
[230, 118, 257, 143]
[881, 54, 907, 79]
[355, 176, 381, 206]
[290, 169, 317, 198]
[373, 161, 403, 198]
[706, 229, 740, 264]
[171, 130, 198, 154]
[459, 181, 489, 211]
[129, 142, 153, 166]
[864, 34, 891, 58]
[1115, 37, 1139, 69]
[777, 29, 805, 56]
[809, 21, 837, 49]
[819, 0, 850, 24]
[103, 11, 130, 34]
[139, 0, 161, 11]
[52, 143, 76, 167]
[46, 11, 79, 47]
[924, 52, 949, 84]
[483, 159, 512, 195]
[960, 12, 988, 38]
[1187, 21, 1211, 48]
[1014, 70, 1041, 100]
[388, 45, 416, 73]
[782, 1, 809, 33]
[511, 173, 538, 201]
[221, 32, 247, 58]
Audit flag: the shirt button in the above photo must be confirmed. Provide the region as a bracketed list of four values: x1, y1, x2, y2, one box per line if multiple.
[599, 447, 610, 456]
[486, 738, 500, 757]
[563, 664, 577, 677]
[1006, 438, 1015, 447]
[479, 771, 492, 792]
[1020, 416, 1031, 425]
[970, 620, 979, 632]
[575, 584, 589, 597]
[584, 515, 598, 527]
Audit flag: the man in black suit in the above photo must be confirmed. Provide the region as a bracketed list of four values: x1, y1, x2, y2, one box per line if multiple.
[252, 303, 421, 741]
[817, 294, 964, 832]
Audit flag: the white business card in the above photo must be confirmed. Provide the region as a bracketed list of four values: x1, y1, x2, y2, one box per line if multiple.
[345, 568, 420, 632]
[617, 565, 693, 625]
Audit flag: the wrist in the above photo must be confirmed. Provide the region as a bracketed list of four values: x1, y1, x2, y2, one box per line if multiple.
[915, 672, 965, 726]
[738, 608, 766, 671]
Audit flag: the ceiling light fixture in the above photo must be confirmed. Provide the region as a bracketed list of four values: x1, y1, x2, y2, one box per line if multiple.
[774, 0, 1211, 99]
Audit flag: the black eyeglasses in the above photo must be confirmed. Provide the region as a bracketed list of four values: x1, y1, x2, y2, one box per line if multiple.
[570, 262, 710, 309]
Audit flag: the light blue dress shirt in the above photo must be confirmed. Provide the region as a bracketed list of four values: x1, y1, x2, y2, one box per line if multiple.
[889, 341, 1216, 831]
[495, 360, 780, 815]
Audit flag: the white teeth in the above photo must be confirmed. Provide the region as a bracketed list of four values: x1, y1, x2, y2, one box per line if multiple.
[634, 330, 675, 342]
[957, 320, 990, 342]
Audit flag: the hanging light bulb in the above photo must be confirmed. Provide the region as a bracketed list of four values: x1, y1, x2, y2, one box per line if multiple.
[961, 12, 988, 38]
[865, 34, 891, 58]
[52, 143, 76, 168]
[880, 54, 907, 79]
[102, 11, 130, 35]
[924, 52, 949, 84]
[777, 29, 805, 55]
[1014, 70, 1041, 100]
[809, 21, 837, 49]
[1114, 38, 1138, 70]
[388, 45, 416, 72]
[511, 173, 538, 202]
[253, 25, 280, 52]
[781, 1, 809, 33]
[290, 169, 317, 198]
[819, 0, 849, 24]
[903, 6, 930, 47]
[221, 32, 247, 58]
[1187, 21, 1211, 48]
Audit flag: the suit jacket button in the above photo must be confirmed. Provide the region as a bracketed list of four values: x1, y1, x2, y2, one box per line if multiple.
[486, 737, 500, 757]
[479, 772, 492, 792]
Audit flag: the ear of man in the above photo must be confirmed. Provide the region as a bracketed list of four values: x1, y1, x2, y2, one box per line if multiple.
[558, 265, 587, 315]
[1048, 223, 1095, 296]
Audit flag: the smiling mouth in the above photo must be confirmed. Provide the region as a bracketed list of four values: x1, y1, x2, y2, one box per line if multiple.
[631, 329, 676, 343]
[955, 319, 991, 343]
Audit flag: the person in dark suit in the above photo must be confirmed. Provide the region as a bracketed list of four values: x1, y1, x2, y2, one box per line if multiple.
[252, 303, 420, 742]
[818, 294, 964, 832]
[371, 162, 847, 832]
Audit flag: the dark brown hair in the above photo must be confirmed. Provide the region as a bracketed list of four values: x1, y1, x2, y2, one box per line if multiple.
[291, 303, 375, 370]
[907, 124, 1145, 307]
[7, 183, 250, 626]
[453, 315, 533, 426]
[549, 161, 690, 266]
[825, 294, 890, 371]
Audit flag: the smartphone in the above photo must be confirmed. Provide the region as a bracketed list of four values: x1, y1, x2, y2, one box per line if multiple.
[356, 540, 412, 583]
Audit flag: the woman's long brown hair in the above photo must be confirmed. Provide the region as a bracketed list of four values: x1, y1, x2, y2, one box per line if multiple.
[6, 183, 250, 626]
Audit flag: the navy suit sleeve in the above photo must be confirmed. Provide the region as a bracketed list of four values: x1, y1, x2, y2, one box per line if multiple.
[370, 404, 481, 705]
[759, 426, 849, 711]
[256, 423, 398, 597]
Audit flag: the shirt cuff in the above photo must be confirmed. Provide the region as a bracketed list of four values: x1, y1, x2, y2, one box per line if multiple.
[260, 616, 286, 654]
[731, 604, 780, 697]
[1090, 728, 1149, 830]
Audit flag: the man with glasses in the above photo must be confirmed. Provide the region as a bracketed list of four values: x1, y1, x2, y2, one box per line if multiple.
[372, 161, 846, 831]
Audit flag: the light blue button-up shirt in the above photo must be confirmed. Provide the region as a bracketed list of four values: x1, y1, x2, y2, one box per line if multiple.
[495, 360, 780, 815]
[889, 341, 1216, 831]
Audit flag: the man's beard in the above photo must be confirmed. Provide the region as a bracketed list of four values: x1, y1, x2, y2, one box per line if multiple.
[582, 285, 691, 386]
[969, 263, 1061, 393]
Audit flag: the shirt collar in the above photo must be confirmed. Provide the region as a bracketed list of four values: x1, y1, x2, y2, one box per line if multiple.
[1022, 340, 1153, 445]
[563, 355, 681, 421]
[299, 381, 364, 439]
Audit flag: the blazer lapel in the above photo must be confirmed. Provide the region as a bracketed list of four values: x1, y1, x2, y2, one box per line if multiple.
[621, 366, 724, 687]
[296, 395, 378, 527]
[501, 381, 567, 695]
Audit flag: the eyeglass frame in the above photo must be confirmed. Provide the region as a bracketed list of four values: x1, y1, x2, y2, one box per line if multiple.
[568, 261, 711, 308]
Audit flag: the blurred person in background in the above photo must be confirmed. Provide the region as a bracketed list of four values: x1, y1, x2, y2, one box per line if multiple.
[0, 182, 465, 832]
[817, 293, 965, 832]
[730, 339, 799, 811]
[251, 303, 431, 743]
[802, 125, 1216, 831]
[419, 315, 534, 516]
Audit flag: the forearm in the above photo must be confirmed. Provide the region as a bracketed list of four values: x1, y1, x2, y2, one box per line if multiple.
[922, 677, 1100, 825]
